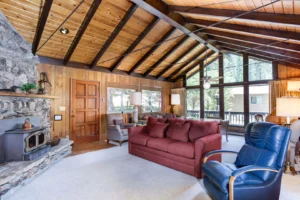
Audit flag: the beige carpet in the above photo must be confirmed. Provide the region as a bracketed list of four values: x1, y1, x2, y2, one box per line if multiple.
[6, 135, 300, 200]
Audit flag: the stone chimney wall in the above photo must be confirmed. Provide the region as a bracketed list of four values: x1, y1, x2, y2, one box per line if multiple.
[0, 11, 39, 89]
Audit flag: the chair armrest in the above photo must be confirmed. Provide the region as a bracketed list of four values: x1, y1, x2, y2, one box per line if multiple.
[204, 150, 238, 163]
[107, 125, 120, 130]
[228, 165, 279, 200]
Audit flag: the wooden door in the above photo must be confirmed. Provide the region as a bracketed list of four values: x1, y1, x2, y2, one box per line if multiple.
[71, 80, 100, 144]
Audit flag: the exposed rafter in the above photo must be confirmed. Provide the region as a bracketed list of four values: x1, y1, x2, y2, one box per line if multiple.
[169, 5, 300, 26]
[155, 42, 200, 79]
[202, 29, 300, 52]
[129, 0, 219, 53]
[214, 38, 300, 61]
[109, 17, 160, 72]
[128, 27, 177, 75]
[90, 4, 138, 69]
[64, 0, 102, 65]
[220, 44, 300, 66]
[32, 0, 53, 55]
[186, 18, 300, 41]
[173, 51, 215, 82]
[143, 35, 189, 77]
[165, 47, 208, 80]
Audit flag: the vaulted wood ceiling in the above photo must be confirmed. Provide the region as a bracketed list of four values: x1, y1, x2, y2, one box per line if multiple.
[1, 0, 300, 82]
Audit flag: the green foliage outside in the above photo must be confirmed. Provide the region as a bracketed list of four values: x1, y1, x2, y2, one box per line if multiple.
[142, 90, 161, 112]
[186, 53, 273, 118]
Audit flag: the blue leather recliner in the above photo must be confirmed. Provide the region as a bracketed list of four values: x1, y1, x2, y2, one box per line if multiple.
[202, 122, 291, 200]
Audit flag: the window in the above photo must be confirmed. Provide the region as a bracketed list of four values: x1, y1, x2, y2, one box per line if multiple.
[224, 86, 244, 126]
[204, 87, 220, 118]
[204, 59, 219, 84]
[142, 90, 162, 112]
[251, 96, 263, 104]
[249, 85, 269, 123]
[107, 87, 136, 113]
[186, 89, 200, 119]
[249, 57, 272, 81]
[186, 72, 199, 86]
[223, 53, 243, 83]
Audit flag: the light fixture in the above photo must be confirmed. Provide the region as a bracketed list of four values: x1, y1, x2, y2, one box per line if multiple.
[171, 94, 180, 105]
[287, 81, 300, 92]
[171, 94, 180, 114]
[130, 92, 142, 123]
[203, 81, 211, 89]
[60, 27, 69, 34]
[276, 97, 300, 124]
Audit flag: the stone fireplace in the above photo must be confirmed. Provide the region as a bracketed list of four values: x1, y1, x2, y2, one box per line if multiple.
[0, 11, 73, 199]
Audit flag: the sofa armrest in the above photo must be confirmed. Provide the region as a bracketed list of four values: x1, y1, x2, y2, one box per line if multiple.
[128, 126, 147, 138]
[194, 133, 222, 178]
[107, 125, 121, 130]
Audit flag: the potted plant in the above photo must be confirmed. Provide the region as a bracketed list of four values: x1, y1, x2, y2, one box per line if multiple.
[21, 83, 39, 94]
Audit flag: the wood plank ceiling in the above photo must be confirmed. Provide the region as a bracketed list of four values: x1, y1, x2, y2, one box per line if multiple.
[1, 0, 300, 82]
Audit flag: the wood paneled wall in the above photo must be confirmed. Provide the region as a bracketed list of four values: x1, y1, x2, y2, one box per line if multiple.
[37, 64, 173, 140]
[278, 64, 300, 79]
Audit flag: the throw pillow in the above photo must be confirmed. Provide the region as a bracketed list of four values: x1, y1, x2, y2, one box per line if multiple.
[146, 116, 167, 133]
[113, 119, 124, 128]
[168, 122, 191, 142]
[142, 115, 150, 120]
[149, 122, 169, 138]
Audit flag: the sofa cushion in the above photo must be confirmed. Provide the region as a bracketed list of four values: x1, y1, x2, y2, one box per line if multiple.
[147, 116, 167, 133]
[166, 119, 186, 138]
[168, 142, 195, 159]
[147, 138, 177, 152]
[149, 122, 169, 138]
[188, 120, 219, 142]
[168, 123, 191, 142]
[129, 134, 152, 146]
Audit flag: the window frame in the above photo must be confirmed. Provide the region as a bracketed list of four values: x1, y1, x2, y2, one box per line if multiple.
[107, 86, 137, 114]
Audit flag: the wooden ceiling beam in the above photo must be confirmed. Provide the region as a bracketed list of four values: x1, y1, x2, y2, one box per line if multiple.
[186, 18, 300, 41]
[128, 27, 177, 75]
[143, 35, 189, 77]
[90, 4, 138, 69]
[155, 42, 200, 79]
[109, 17, 160, 72]
[32, 0, 53, 55]
[213, 37, 300, 61]
[64, 0, 102, 65]
[39, 56, 172, 82]
[202, 29, 300, 52]
[187, 56, 218, 79]
[129, 0, 219, 53]
[173, 51, 215, 82]
[219, 44, 300, 66]
[165, 47, 207, 80]
[222, 46, 300, 69]
[169, 5, 300, 26]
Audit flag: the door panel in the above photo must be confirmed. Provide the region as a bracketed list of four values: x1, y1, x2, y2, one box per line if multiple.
[72, 80, 100, 144]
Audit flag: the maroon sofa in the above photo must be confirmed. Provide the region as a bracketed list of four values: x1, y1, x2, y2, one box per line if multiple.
[128, 117, 221, 178]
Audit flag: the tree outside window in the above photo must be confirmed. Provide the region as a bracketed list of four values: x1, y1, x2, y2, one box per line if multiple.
[107, 87, 135, 113]
[142, 90, 162, 112]
[186, 89, 200, 119]
[249, 57, 272, 81]
[223, 53, 243, 83]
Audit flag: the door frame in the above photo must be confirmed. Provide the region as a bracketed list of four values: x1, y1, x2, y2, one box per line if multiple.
[70, 78, 101, 143]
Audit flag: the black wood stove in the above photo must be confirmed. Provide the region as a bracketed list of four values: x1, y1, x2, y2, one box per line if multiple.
[4, 126, 51, 161]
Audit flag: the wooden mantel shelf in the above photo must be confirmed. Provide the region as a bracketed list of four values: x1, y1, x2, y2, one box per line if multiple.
[0, 92, 59, 99]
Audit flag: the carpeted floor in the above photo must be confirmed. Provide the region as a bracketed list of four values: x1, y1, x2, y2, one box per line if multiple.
[6, 135, 300, 200]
